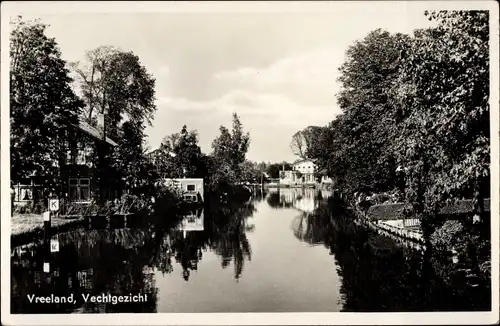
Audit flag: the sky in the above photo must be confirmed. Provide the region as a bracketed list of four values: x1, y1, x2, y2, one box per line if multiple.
[30, 3, 435, 163]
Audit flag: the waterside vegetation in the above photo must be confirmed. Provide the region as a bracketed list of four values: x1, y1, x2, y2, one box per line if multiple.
[293, 11, 491, 280]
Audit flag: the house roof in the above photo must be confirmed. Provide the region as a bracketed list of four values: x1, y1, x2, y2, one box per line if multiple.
[438, 198, 490, 215]
[367, 203, 406, 221]
[292, 158, 313, 166]
[146, 148, 176, 158]
[76, 118, 118, 147]
[367, 199, 491, 221]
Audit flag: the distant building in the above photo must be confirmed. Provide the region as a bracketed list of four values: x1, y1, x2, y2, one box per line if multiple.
[163, 178, 204, 203]
[278, 159, 333, 187]
[178, 208, 204, 232]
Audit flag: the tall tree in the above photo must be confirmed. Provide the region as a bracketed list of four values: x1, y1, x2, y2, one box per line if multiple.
[10, 17, 84, 183]
[393, 11, 489, 238]
[156, 126, 206, 179]
[70, 46, 157, 139]
[71, 46, 157, 197]
[290, 126, 324, 159]
[112, 121, 156, 193]
[306, 124, 338, 176]
[211, 113, 250, 180]
[321, 29, 409, 196]
[206, 113, 251, 192]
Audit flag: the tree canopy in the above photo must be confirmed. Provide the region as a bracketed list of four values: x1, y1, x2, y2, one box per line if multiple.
[10, 17, 84, 183]
[70, 45, 158, 194]
[70, 46, 157, 138]
[209, 113, 251, 189]
[296, 11, 490, 247]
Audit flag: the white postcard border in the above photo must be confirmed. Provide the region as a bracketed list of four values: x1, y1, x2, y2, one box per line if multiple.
[1, 1, 498, 325]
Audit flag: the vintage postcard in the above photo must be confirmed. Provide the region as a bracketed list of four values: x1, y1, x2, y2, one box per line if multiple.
[1, 1, 499, 325]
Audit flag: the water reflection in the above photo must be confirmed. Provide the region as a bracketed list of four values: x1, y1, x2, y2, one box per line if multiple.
[266, 187, 320, 212]
[11, 189, 491, 313]
[11, 228, 159, 314]
[290, 197, 492, 312]
[11, 200, 257, 313]
[178, 208, 204, 233]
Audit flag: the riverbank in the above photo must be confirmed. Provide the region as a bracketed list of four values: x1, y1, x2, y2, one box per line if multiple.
[11, 214, 83, 236]
[11, 213, 85, 247]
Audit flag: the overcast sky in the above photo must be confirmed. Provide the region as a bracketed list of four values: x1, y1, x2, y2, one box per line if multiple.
[30, 3, 435, 162]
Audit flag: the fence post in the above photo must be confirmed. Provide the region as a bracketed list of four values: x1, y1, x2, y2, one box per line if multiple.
[44, 196, 59, 273]
[43, 210, 51, 273]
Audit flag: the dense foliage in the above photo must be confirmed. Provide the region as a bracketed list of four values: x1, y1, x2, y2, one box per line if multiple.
[10, 17, 84, 184]
[10, 17, 161, 198]
[290, 126, 324, 159]
[152, 113, 256, 196]
[71, 45, 158, 196]
[298, 11, 490, 272]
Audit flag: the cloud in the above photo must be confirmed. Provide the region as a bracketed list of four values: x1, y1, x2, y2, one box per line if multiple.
[212, 46, 345, 105]
[157, 89, 338, 128]
[150, 46, 346, 161]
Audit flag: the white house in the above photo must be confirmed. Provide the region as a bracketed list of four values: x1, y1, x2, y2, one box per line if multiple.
[163, 178, 204, 203]
[279, 159, 333, 187]
[292, 159, 316, 184]
[179, 208, 204, 231]
[178, 208, 204, 238]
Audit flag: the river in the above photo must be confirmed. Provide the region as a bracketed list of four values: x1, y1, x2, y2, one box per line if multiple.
[10, 188, 491, 313]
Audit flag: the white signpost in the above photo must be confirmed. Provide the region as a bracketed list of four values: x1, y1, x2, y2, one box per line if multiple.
[49, 199, 59, 211]
[50, 239, 60, 253]
[43, 211, 51, 221]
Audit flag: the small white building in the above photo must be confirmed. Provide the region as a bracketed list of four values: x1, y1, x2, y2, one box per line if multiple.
[179, 208, 204, 231]
[178, 208, 204, 238]
[279, 159, 333, 187]
[292, 159, 315, 174]
[163, 178, 204, 203]
[278, 159, 317, 186]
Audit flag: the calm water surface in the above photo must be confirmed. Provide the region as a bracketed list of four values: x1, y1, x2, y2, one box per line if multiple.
[11, 188, 491, 313]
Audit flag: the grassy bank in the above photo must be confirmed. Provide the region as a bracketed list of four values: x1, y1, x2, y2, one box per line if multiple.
[11, 213, 85, 247]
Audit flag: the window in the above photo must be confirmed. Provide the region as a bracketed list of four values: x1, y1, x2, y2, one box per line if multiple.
[69, 178, 91, 202]
[65, 142, 92, 166]
[16, 186, 32, 201]
[76, 149, 86, 165]
[66, 149, 74, 164]
[186, 184, 196, 191]
[183, 194, 198, 202]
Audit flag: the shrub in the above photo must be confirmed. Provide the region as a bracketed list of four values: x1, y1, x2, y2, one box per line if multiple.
[430, 219, 491, 284]
[13, 200, 46, 215]
[430, 220, 464, 251]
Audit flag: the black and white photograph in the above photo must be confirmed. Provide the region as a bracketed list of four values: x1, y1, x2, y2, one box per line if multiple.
[1, 1, 499, 325]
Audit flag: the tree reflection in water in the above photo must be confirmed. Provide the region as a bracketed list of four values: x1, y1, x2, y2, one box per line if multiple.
[11, 196, 257, 314]
[152, 199, 256, 281]
[292, 197, 491, 312]
[266, 191, 281, 208]
[12, 190, 489, 313]
[11, 228, 159, 314]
